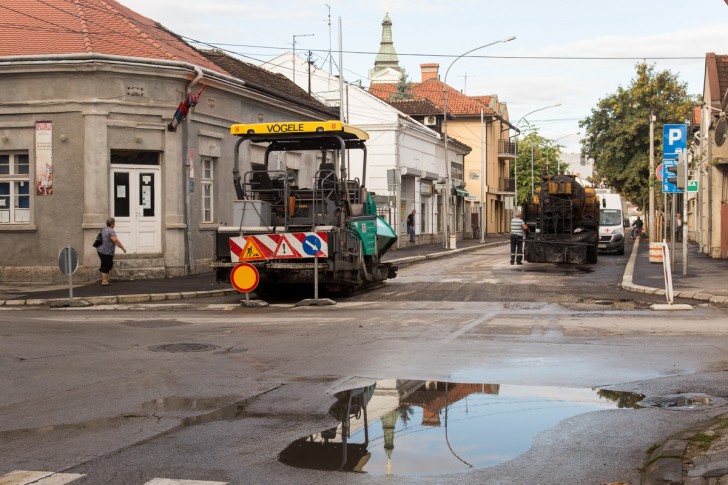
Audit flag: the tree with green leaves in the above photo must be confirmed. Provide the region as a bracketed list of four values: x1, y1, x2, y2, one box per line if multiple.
[390, 70, 412, 100]
[580, 62, 697, 206]
[512, 129, 569, 205]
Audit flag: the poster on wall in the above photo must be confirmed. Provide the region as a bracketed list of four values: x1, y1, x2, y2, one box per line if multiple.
[35, 121, 53, 195]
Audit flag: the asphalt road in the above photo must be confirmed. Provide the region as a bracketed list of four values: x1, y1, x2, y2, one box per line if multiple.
[2, 243, 728, 484]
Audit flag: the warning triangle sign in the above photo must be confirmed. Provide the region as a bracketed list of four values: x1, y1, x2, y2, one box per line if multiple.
[273, 235, 301, 259]
[239, 238, 267, 261]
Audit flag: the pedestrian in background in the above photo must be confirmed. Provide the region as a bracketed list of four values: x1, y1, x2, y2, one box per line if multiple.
[407, 209, 416, 243]
[510, 211, 528, 265]
[631, 216, 644, 239]
[97, 217, 126, 286]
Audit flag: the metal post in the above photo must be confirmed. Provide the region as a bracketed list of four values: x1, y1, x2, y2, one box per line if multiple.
[530, 144, 534, 198]
[682, 151, 689, 275]
[292, 33, 314, 84]
[338, 19, 344, 122]
[480, 109, 486, 243]
[649, 112, 656, 242]
[314, 255, 319, 300]
[514, 140, 518, 211]
[66, 246, 73, 301]
[670, 195, 675, 273]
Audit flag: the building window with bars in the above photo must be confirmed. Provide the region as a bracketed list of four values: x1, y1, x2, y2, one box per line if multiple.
[201, 157, 214, 223]
[0, 153, 31, 224]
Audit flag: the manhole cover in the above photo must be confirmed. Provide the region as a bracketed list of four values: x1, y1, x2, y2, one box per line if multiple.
[148, 343, 220, 353]
[638, 393, 727, 410]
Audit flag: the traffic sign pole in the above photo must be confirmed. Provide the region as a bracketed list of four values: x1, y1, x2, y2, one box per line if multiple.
[662, 124, 688, 275]
[66, 247, 73, 301]
[57, 246, 78, 301]
[683, 151, 688, 276]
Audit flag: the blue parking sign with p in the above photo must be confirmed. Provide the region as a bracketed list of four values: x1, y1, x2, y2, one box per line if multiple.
[663, 124, 687, 157]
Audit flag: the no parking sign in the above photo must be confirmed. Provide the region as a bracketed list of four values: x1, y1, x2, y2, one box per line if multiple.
[230, 263, 259, 293]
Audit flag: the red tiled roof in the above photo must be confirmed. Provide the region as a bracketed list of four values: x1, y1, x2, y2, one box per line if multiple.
[0, 0, 226, 74]
[369, 78, 495, 117]
[199, 49, 335, 116]
[387, 98, 442, 116]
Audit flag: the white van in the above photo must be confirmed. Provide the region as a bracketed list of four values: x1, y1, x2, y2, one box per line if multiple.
[598, 193, 628, 254]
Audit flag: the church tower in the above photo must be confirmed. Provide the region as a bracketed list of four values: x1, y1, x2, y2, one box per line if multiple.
[369, 13, 404, 83]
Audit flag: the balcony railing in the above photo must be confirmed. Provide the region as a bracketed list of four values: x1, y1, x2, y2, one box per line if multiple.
[498, 140, 517, 158]
[499, 177, 515, 192]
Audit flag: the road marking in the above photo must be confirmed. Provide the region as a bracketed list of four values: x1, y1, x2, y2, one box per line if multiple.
[145, 480, 227, 485]
[0, 471, 85, 485]
[0, 472, 227, 485]
[446, 311, 500, 342]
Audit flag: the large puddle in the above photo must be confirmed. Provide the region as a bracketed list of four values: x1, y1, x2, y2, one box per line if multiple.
[279, 380, 643, 475]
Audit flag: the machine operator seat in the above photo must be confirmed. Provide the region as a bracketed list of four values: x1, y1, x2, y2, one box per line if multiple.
[249, 163, 284, 208]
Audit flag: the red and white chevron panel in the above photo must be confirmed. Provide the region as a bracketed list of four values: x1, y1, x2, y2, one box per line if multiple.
[229, 232, 329, 261]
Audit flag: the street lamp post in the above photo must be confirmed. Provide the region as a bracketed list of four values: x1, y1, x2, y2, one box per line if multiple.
[514, 103, 561, 204]
[442, 36, 515, 249]
[292, 33, 314, 84]
[546, 132, 580, 173]
[480, 108, 487, 243]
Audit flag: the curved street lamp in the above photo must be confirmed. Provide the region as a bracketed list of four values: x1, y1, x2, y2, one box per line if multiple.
[546, 131, 580, 172]
[442, 36, 516, 249]
[513, 103, 561, 202]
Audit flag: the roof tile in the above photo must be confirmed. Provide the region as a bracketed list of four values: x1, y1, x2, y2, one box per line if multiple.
[0, 0, 226, 74]
[369, 78, 495, 117]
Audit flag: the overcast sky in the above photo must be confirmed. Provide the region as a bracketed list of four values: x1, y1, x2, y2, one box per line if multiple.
[119, 0, 728, 153]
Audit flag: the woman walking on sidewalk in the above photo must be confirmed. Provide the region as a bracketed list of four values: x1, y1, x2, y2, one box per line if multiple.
[97, 217, 126, 286]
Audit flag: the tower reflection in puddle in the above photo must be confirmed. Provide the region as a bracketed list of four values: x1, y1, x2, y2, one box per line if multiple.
[279, 380, 642, 476]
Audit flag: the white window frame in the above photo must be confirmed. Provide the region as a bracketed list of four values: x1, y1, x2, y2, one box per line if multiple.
[201, 157, 214, 223]
[0, 152, 31, 225]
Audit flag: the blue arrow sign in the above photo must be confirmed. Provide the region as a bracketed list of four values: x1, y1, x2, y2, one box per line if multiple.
[302, 234, 322, 256]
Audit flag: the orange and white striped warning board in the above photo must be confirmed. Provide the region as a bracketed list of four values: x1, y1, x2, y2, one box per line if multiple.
[229, 232, 328, 261]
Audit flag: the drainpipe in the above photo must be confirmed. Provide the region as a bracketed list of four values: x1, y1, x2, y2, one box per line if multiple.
[184, 67, 204, 274]
[707, 117, 713, 257]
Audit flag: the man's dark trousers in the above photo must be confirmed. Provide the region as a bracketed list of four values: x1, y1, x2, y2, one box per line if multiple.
[510, 234, 523, 264]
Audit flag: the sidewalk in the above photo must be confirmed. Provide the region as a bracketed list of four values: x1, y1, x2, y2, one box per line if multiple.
[1, 234, 725, 309]
[622, 237, 728, 305]
[0, 235, 507, 307]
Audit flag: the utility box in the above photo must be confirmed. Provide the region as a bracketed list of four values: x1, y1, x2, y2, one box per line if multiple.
[232, 200, 271, 227]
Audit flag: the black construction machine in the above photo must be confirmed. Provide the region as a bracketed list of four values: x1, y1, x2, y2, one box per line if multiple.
[523, 173, 600, 264]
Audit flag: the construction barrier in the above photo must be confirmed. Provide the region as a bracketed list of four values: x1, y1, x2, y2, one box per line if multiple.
[649, 242, 663, 263]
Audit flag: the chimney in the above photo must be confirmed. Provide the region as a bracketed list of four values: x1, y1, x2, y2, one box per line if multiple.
[420, 63, 439, 82]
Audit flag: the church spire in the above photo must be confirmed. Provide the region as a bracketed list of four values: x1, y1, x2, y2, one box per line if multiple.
[369, 13, 403, 82]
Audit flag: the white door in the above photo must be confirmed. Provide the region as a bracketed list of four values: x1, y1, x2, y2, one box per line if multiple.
[110, 165, 161, 253]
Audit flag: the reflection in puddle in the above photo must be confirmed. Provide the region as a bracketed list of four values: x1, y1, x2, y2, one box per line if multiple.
[279, 380, 643, 476]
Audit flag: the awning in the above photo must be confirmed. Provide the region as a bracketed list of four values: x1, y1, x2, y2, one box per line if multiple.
[453, 188, 469, 197]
